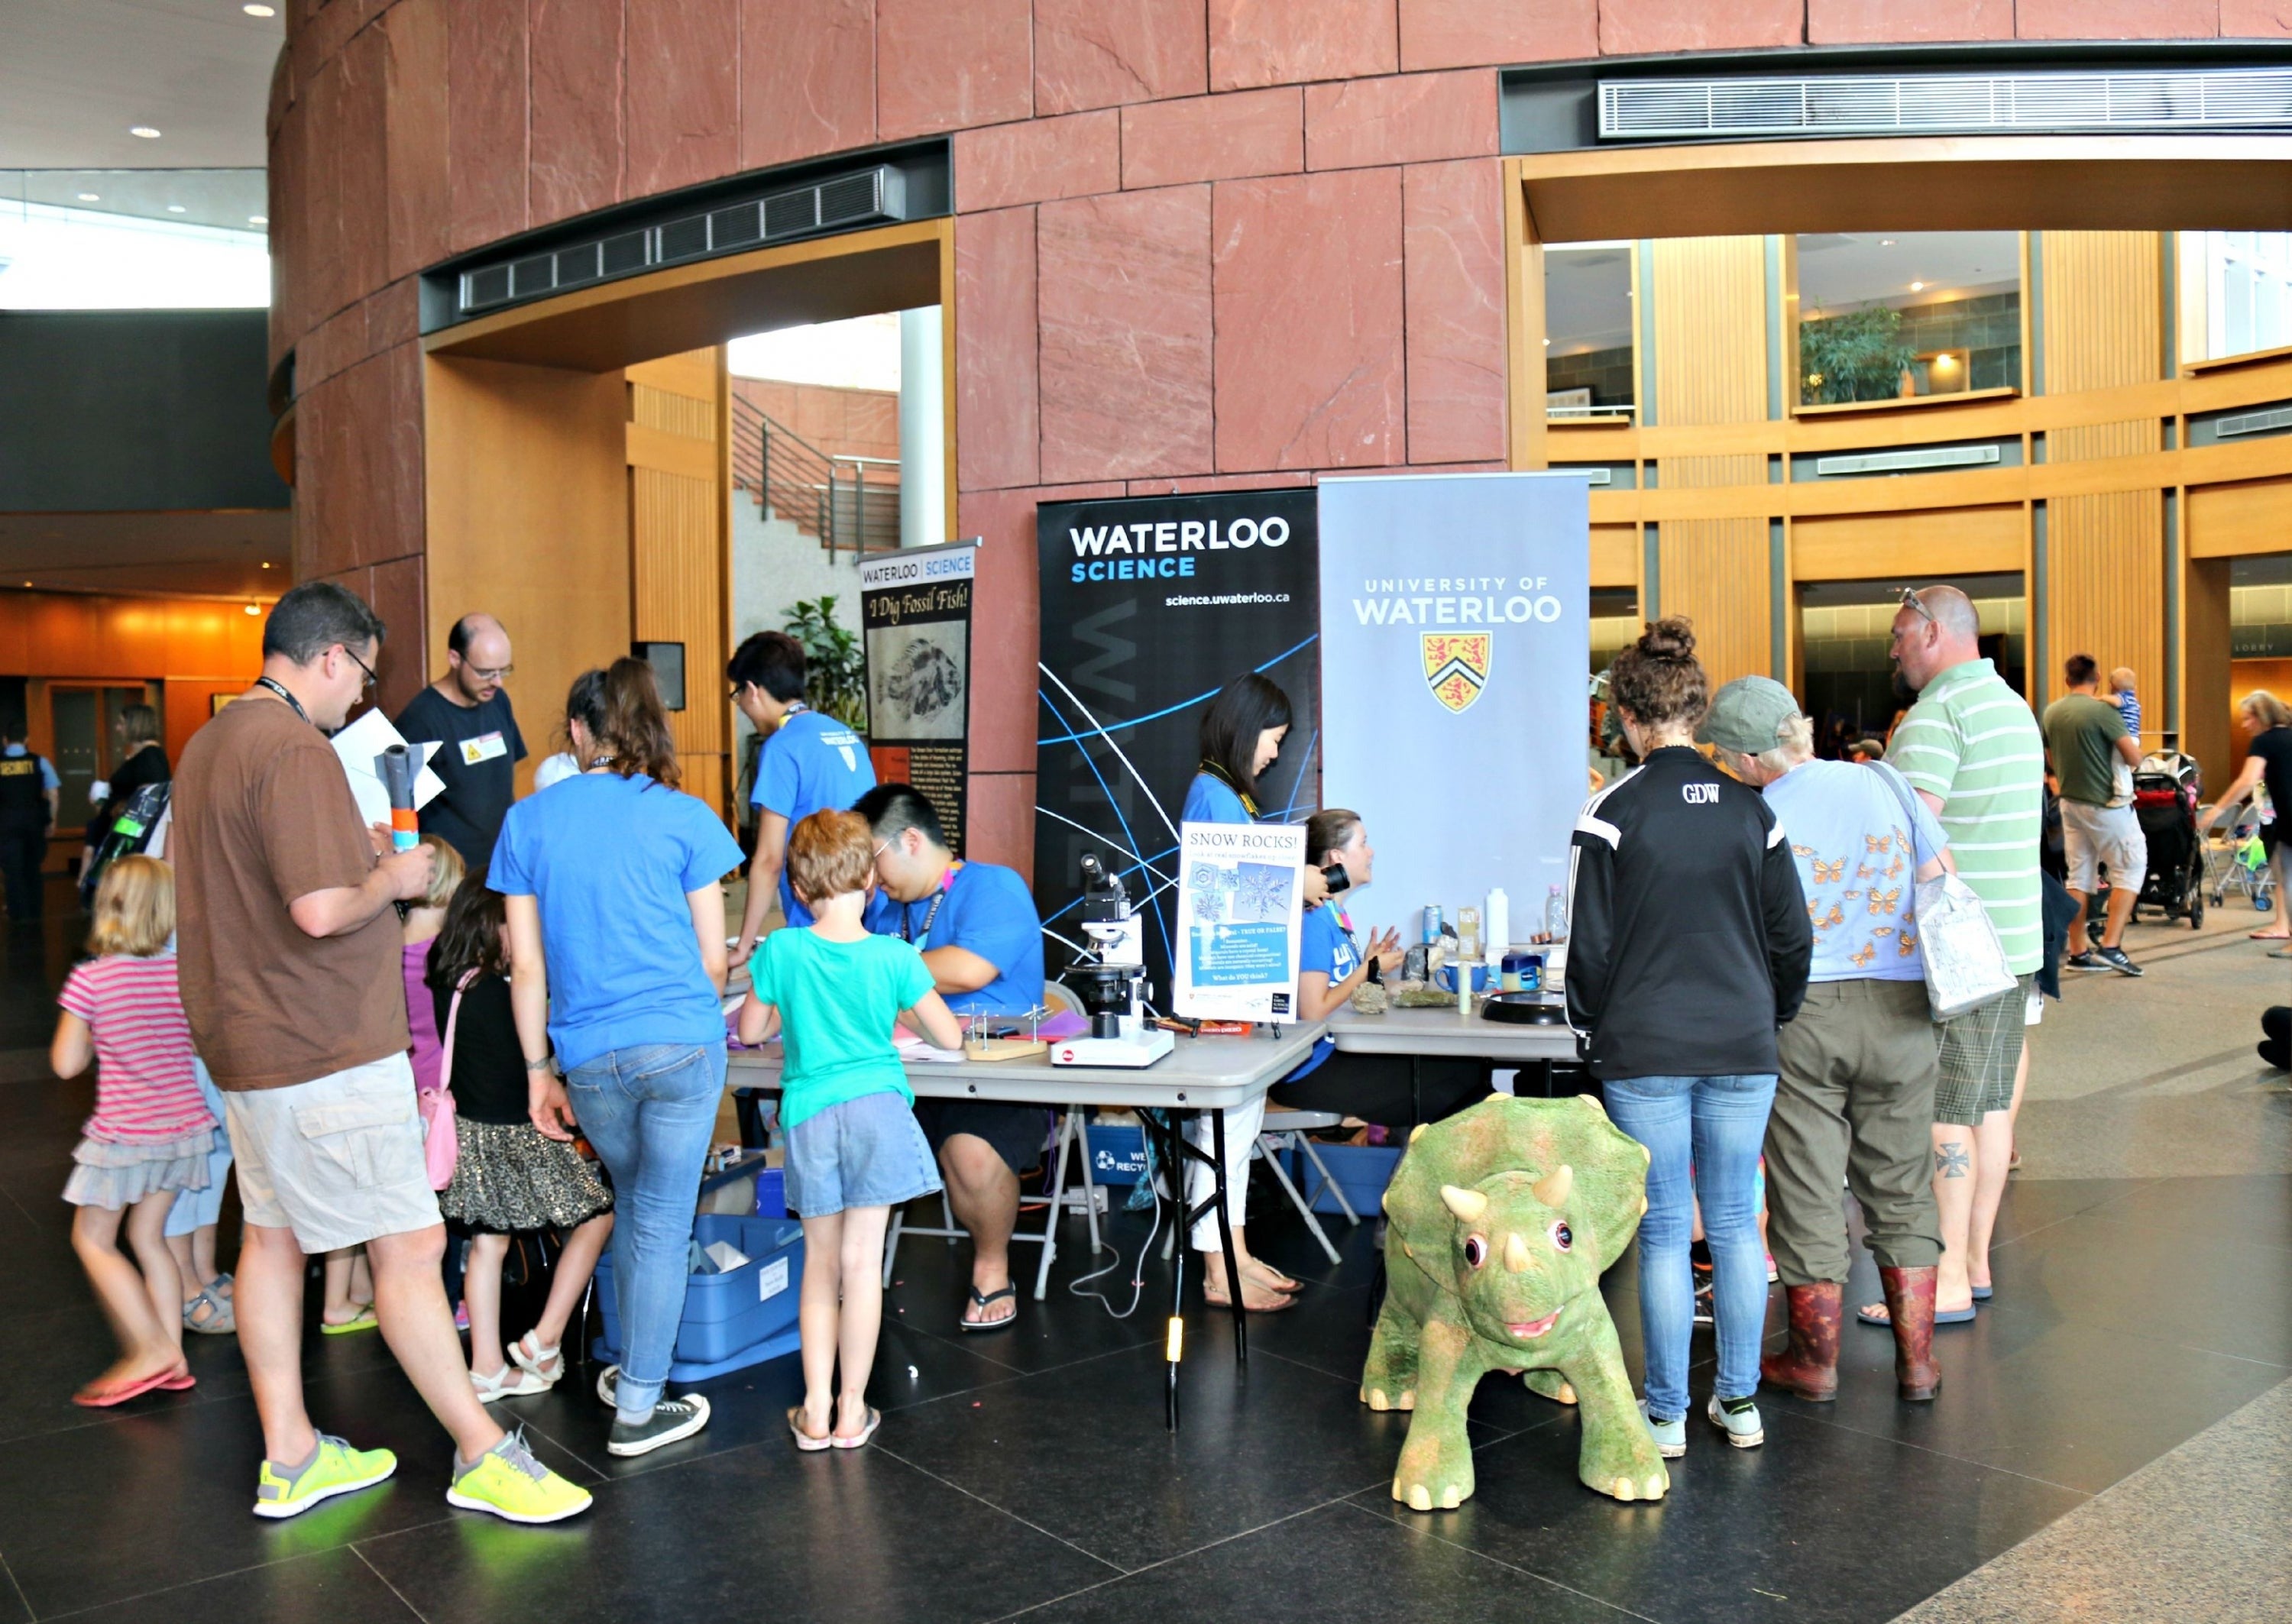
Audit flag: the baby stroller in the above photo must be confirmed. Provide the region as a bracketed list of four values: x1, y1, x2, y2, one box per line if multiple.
[2129, 752, 2205, 929]
[2203, 785, 2280, 914]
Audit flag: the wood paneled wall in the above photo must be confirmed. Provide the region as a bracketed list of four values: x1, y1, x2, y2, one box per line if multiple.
[0, 590, 270, 761]
[2041, 231, 2166, 713]
[424, 355, 631, 798]
[1651, 238, 1770, 686]
[626, 350, 731, 817]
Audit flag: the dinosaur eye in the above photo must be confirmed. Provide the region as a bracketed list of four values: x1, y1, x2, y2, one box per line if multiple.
[1549, 1221, 1573, 1252]
[1462, 1234, 1488, 1270]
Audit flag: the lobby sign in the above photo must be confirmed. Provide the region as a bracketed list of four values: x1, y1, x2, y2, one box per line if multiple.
[1034, 490, 1319, 989]
[1173, 819, 1306, 1021]
[861, 541, 975, 855]
[1317, 473, 1591, 944]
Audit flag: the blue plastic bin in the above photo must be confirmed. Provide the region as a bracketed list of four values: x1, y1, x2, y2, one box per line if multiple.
[1084, 1124, 1148, 1185]
[1289, 1143, 1402, 1216]
[591, 1213, 804, 1381]
[753, 1166, 787, 1218]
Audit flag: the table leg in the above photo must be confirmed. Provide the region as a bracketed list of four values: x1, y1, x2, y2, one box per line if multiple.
[1207, 1107, 1247, 1367]
[1153, 1111, 1185, 1432]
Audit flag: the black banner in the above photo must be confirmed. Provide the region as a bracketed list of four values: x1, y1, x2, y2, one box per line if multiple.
[1034, 489, 1321, 991]
[863, 542, 976, 856]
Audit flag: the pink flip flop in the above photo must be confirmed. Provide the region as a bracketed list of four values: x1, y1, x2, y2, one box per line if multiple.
[831, 1408, 882, 1450]
[72, 1365, 189, 1409]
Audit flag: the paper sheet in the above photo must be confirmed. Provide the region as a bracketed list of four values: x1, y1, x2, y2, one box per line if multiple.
[330, 708, 446, 829]
[892, 1027, 966, 1063]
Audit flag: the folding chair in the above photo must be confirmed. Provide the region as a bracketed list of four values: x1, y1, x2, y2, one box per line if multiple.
[1254, 1105, 1361, 1266]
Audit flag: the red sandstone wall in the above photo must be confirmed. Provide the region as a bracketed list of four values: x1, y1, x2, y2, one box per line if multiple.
[269, 0, 2274, 863]
[730, 378, 899, 464]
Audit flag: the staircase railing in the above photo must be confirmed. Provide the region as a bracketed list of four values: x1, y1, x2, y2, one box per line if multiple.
[730, 392, 902, 560]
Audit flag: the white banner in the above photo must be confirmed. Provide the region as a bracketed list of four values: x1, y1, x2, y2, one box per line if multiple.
[1317, 473, 1591, 953]
[1172, 819, 1306, 1022]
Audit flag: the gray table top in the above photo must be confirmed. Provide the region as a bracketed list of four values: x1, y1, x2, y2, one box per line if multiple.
[1327, 1001, 1580, 1060]
[724, 1024, 1326, 1109]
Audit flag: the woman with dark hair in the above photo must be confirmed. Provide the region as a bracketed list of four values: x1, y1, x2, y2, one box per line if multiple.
[489, 658, 743, 1458]
[1564, 619, 1810, 1461]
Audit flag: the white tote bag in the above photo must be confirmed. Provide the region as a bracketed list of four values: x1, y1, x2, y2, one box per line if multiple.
[1872, 765, 2018, 1021]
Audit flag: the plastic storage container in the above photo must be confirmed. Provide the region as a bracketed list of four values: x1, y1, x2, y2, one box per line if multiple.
[592, 1212, 804, 1381]
[1084, 1123, 1148, 1185]
[1288, 1142, 1403, 1215]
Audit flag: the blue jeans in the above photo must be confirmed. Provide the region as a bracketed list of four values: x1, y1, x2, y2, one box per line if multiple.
[565, 1041, 726, 1420]
[1602, 1072, 1778, 1419]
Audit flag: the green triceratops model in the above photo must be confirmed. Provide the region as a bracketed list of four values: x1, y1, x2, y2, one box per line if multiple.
[1365, 1093, 1665, 1509]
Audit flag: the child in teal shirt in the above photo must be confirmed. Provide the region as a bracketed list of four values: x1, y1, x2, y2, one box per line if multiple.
[738, 809, 962, 1453]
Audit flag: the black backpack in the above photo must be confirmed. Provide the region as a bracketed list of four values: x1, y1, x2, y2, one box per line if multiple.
[80, 781, 171, 905]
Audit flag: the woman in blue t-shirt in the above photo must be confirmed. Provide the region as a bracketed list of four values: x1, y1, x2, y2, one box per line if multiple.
[1269, 810, 1491, 1128]
[1177, 675, 1325, 1312]
[492, 659, 744, 1461]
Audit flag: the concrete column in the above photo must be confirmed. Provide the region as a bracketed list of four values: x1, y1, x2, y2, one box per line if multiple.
[898, 305, 945, 548]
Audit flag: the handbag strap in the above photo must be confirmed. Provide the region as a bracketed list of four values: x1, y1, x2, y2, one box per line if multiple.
[435, 969, 478, 1104]
[1869, 760, 1932, 875]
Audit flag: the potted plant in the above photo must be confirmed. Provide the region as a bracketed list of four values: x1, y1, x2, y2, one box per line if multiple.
[1798, 306, 1918, 406]
[782, 596, 868, 731]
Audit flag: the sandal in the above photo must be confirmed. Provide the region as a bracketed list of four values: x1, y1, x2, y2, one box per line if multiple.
[1857, 1300, 1976, 1326]
[209, 1272, 234, 1299]
[1203, 1283, 1297, 1313]
[507, 1331, 564, 1386]
[72, 1363, 189, 1409]
[831, 1407, 882, 1450]
[470, 1364, 552, 1403]
[183, 1286, 235, 1336]
[1242, 1259, 1302, 1295]
[959, 1285, 1018, 1332]
[788, 1406, 833, 1452]
[320, 1306, 378, 1336]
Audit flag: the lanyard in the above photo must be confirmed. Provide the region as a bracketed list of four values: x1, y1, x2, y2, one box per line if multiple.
[902, 865, 957, 944]
[254, 676, 313, 730]
[1198, 760, 1260, 818]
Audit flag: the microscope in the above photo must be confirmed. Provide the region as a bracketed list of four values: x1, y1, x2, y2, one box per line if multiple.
[1052, 852, 1176, 1068]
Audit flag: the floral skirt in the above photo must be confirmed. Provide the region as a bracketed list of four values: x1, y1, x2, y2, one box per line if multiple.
[63, 1130, 217, 1210]
[441, 1118, 614, 1235]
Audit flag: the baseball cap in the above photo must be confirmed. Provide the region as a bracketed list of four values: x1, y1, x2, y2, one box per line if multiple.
[1696, 675, 1805, 756]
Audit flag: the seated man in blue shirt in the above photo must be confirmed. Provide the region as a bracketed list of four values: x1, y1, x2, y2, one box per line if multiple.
[729, 630, 876, 961]
[856, 784, 1047, 1332]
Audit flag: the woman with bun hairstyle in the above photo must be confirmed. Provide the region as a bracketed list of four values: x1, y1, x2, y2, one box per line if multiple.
[1176, 674, 1326, 1314]
[490, 658, 744, 1460]
[1563, 619, 1811, 1461]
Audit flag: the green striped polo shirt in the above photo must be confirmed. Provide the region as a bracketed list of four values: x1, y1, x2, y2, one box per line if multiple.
[1886, 657, 2045, 975]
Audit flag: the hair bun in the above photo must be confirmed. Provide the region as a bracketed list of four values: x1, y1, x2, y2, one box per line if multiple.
[1636, 616, 1697, 662]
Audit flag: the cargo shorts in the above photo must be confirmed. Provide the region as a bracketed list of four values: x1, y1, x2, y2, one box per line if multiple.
[223, 1051, 442, 1254]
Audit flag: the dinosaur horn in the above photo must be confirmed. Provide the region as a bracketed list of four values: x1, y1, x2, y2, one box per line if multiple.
[1504, 1231, 1531, 1273]
[1532, 1164, 1574, 1208]
[1439, 1185, 1488, 1223]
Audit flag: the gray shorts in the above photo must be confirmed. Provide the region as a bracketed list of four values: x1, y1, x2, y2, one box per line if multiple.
[223, 1052, 442, 1254]
[2061, 799, 2146, 894]
[783, 1090, 943, 1218]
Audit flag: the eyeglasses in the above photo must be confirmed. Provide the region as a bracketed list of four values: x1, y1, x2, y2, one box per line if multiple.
[1899, 587, 1936, 625]
[464, 664, 513, 682]
[340, 644, 378, 692]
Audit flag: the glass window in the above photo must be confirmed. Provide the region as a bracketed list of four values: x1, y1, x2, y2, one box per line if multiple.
[0, 170, 268, 309]
[2196, 231, 2292, 362]
[2229, 553, 2292, 659]
[1545, 243, 1634, 421]
[1795, 231, 2021, 408]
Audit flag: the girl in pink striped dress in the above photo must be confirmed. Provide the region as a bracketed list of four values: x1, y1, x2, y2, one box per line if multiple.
[53, 856, 219, 1407]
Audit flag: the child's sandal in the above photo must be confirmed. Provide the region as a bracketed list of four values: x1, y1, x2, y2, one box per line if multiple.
[182, 1286, 235, 1335]
[507, 1331, 563, 1386]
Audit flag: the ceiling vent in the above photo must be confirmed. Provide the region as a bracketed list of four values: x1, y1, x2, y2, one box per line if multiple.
[2213, 405, 2292, 438]
[1814, 444, 2002, 477]
[1599, 68, 2292, 141]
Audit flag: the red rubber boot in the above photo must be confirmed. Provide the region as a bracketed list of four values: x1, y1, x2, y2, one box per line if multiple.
[1881, 1265, 1943, 1402]
[1759, 1281, 1842, 1402]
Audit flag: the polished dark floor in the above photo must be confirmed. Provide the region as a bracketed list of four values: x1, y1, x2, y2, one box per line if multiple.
[0, 892, 2284, 1624]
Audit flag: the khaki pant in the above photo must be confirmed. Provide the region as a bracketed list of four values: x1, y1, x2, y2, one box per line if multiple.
[1767, 978, 1944, 1284]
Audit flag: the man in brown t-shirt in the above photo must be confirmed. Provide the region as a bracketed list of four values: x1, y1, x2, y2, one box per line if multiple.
[173, 581, 588, 1525]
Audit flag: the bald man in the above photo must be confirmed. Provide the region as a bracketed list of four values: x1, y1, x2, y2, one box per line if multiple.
[395, 613, 527, 865]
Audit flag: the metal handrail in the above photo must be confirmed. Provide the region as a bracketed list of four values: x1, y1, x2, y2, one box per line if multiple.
[729, 393, 901, 558]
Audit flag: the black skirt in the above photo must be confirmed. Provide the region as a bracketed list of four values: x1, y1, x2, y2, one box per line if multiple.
[440, 1118, 614, 1235]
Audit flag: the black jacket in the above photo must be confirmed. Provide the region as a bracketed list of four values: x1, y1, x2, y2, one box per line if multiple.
[1565, 746, 1812, 1082]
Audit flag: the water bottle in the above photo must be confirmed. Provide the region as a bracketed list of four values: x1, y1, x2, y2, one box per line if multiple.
[1544, 883, 1568, 942]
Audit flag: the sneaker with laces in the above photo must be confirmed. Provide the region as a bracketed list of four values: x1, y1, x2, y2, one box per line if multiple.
[2093, 944, 2143, 976]
[607, 1393, 711, 1457]
[446, 1428, 593, 1524]
[252, 1435, 397, 1519]
[1708, 1394, 1765, 1449]
[1639, 1398, 1686, 1459]
[596, 1364, 620, 1407]
[2064, 950, 2105, 972]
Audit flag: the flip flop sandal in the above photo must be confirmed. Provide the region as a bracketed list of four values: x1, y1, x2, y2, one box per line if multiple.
[831, 1408, 882, 1451]
[507, 1331, 564, 1385]
[788, 1406, 834, 1452]
[183, 1286, 235, 1336]
[959, 1286, 1018, 1332]
[157, 1368, 196, 1392]
[1203, 1286, 1297, 1313]
[321, 1306, 378, 1336]
[1857, 1302, 1976, 1327]
[1970, 1284, 1994, 1302]
[72, 1366, 184, 1409]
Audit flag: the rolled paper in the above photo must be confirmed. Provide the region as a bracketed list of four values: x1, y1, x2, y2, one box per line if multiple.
[377, 743, 420, 852]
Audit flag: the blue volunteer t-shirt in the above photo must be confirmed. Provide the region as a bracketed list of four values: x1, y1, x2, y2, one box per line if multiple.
[1181, 771, 1251, 826]
[753, 707, 876, 927]
[1284, 901, 1363, 1081]
[1760, 759, 1948, 984]
[489, 772, 746, 1072]
[863, 860, 1046, 1017]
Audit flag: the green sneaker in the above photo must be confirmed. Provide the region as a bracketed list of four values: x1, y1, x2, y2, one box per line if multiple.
[445, 1428, 593, 1525]
[252, 1435, 397, 1519]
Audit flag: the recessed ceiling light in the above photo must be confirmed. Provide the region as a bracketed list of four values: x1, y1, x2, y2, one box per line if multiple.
[244, 603, 261, 615]
[259, 561, 272, 569]
[1880, 238, 1896, 247]
[130, 126, 161, 139]
[1910, 281, 1925, 292]
[244, 2, 276, 13]
[166, 203, 186, 213]
[76, 192, 99, 202]
[249, 215, 267, 225]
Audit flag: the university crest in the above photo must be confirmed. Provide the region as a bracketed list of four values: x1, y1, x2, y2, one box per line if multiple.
[1422, 632, 1491, 713]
